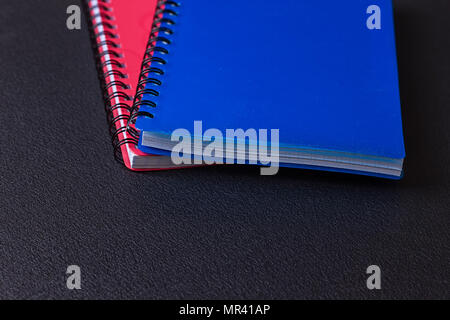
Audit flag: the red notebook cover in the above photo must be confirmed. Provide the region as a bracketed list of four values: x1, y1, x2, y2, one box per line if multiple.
[86, 0, 186, 170]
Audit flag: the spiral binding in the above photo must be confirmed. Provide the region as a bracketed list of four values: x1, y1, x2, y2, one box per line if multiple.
[85, 0, 180, 163]
[84, 0, 136, 162]
[127, 0, 181, 139]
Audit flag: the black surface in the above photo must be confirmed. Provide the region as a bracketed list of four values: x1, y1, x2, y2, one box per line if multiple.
[0, 0, 449, 299]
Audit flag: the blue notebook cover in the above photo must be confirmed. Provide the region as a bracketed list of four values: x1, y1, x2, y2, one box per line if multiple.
[134, 0, 405, 178]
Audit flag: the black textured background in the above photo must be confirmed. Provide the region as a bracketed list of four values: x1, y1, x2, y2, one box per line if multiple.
[0, 0, 449, 299]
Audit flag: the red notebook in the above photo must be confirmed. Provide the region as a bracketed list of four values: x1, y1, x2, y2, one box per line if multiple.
[86, 0, 188, 170]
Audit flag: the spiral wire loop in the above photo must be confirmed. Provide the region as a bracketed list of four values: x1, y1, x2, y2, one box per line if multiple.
[127, 0, 180, 139]
[85, 0, 179, 161]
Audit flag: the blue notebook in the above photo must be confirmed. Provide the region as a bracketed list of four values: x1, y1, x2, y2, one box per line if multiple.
[132, 0, 405, 178]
